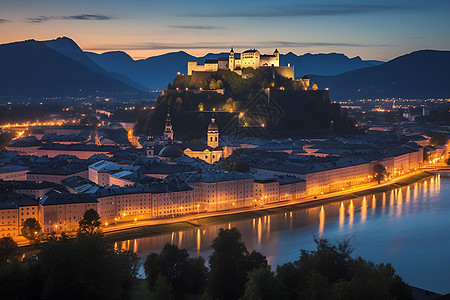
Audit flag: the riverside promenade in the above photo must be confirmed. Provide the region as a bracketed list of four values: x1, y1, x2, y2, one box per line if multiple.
[15, 169, 437, 247]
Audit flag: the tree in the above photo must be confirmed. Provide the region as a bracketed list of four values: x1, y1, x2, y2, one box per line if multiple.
[372, 163, 387, 184]
[152, 274, 176, 300]
[0, 131, 14, 151]
[78, 209, 101, 235]
[0, 237, 19, 264]
[39, 233, 138, 300]
[79, 114, 99, 127]
[429, 132, 449, 146]
[116, 250, 140, 296]
[243, 267, 284, 300]
[209, 228, 267, 300]
[144, 243, 208, 295]
[273, 238, 413, 300]
[183, 256, 209, 294]
[234, 160, 250, 172]
[21, 218, 42, 242]
[209, 79, 218, 90]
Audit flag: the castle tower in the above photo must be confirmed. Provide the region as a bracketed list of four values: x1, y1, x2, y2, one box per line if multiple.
[229, 47, 235, 71]
[207, 116, 219, 149]
[163, 110, 174, 143]
[274, 49, 280, 66]
[146, 135, 155, 157]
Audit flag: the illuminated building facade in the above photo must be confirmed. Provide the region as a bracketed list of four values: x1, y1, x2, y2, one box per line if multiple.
[183, 117, 224, 164]
[188, 48, 284, 76]
[38, 194, 98, 233]
[94, 180, 194, 222]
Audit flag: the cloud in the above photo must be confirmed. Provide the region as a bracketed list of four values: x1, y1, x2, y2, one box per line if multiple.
[268, 41, 390, 48]
[27, 13, 116, 23]
[167, 25, 223, 30]
[184, 4, 417, 18]
[86, 40, 389, 51]
[27, 16, 52, 23]
[0, 18, 10, 23]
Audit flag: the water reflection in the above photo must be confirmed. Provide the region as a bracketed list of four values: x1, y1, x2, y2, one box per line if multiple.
[361, 196, 367, 223]
[348, 200, 354, 229]
[121, 176, 449, 294]
[319, 206, 325, 237]
[197, 229, 201, 255]
[397, 189, 403, 217]
[372, 195, 376, 215]
[339, 202, 345, 230]
[258, 218, 262, 246]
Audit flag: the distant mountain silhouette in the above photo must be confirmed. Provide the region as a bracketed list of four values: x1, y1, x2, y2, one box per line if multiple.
[43, 37, 147, 91]
[309, 50, 450, 100]
[0, 39, 140, 98]
[86, 51, 201, 90]
[87, 50, 382, 90]
[281, 52, 382, 75]
[43, 37, 111, 77]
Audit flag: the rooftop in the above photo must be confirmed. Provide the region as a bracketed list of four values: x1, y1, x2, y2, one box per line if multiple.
[39, 193, 98, 206]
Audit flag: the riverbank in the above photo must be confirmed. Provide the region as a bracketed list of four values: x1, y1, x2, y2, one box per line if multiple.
[104, 171, 433, 242]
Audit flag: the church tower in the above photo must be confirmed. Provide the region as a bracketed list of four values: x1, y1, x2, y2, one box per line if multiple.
[229, 47, 235, 71]
[207, 116, 219, 149]
[163, 110, 174, 143]
[146, 135, 155, 157]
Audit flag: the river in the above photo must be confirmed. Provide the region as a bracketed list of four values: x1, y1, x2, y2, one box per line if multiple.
[116, 175, 450, 294]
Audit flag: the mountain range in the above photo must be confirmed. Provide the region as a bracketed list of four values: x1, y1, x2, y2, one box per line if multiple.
[309, 50, 450, 100]
[85, 49, 382, 90]
[0, 36, 449, 100]
[0, 38, 141, 98]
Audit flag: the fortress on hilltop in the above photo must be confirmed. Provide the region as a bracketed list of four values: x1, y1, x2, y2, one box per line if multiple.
[188, 48, 295, 79]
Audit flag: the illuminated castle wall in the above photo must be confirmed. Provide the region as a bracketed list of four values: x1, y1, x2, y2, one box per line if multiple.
[188, 48, 294, 79]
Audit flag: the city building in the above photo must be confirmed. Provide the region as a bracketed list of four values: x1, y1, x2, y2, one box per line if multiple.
[0, 180, 64, 198]
[88, 160, 138, 186]
[38, 193, 98, 233]
[183, 117, 224, 164]
[27, 163, 89, 184]
[93, 179, 194, 222]
[180, 171, 254, 212]
[0, 165, 29, 181]
[0, 192, 38, 237]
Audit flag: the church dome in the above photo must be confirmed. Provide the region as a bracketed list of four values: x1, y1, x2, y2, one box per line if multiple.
[208, 118, 219, 131]
[158, 144, 183, 158]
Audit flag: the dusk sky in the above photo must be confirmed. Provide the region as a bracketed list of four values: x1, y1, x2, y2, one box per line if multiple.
[1, 0, 449, 60]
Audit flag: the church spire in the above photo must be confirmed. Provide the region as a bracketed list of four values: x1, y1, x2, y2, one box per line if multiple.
[163, 109, 174, 143]
[207, 115, 219, 148]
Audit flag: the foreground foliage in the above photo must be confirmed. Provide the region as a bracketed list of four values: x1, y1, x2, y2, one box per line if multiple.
[0, 234, 139, 300]
[1, 227, 413, 300]
[143, 230, 412, 300]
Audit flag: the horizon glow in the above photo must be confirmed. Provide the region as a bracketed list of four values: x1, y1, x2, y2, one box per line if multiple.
[0, 0, 449, 61]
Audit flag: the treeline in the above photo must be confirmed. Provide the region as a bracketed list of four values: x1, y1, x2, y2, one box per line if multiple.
[143, 228, 413, 300]
[170, 68, 306, 98]
[0, 222, 413, 300]
[0, 210, 139, 300]
[131, 68, 359, 139]
[133, 91, 358, 139]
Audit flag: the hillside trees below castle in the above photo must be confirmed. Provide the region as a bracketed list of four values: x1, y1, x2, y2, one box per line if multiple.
[171, 68, 305, 98]
[133, 68, 358, 139]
